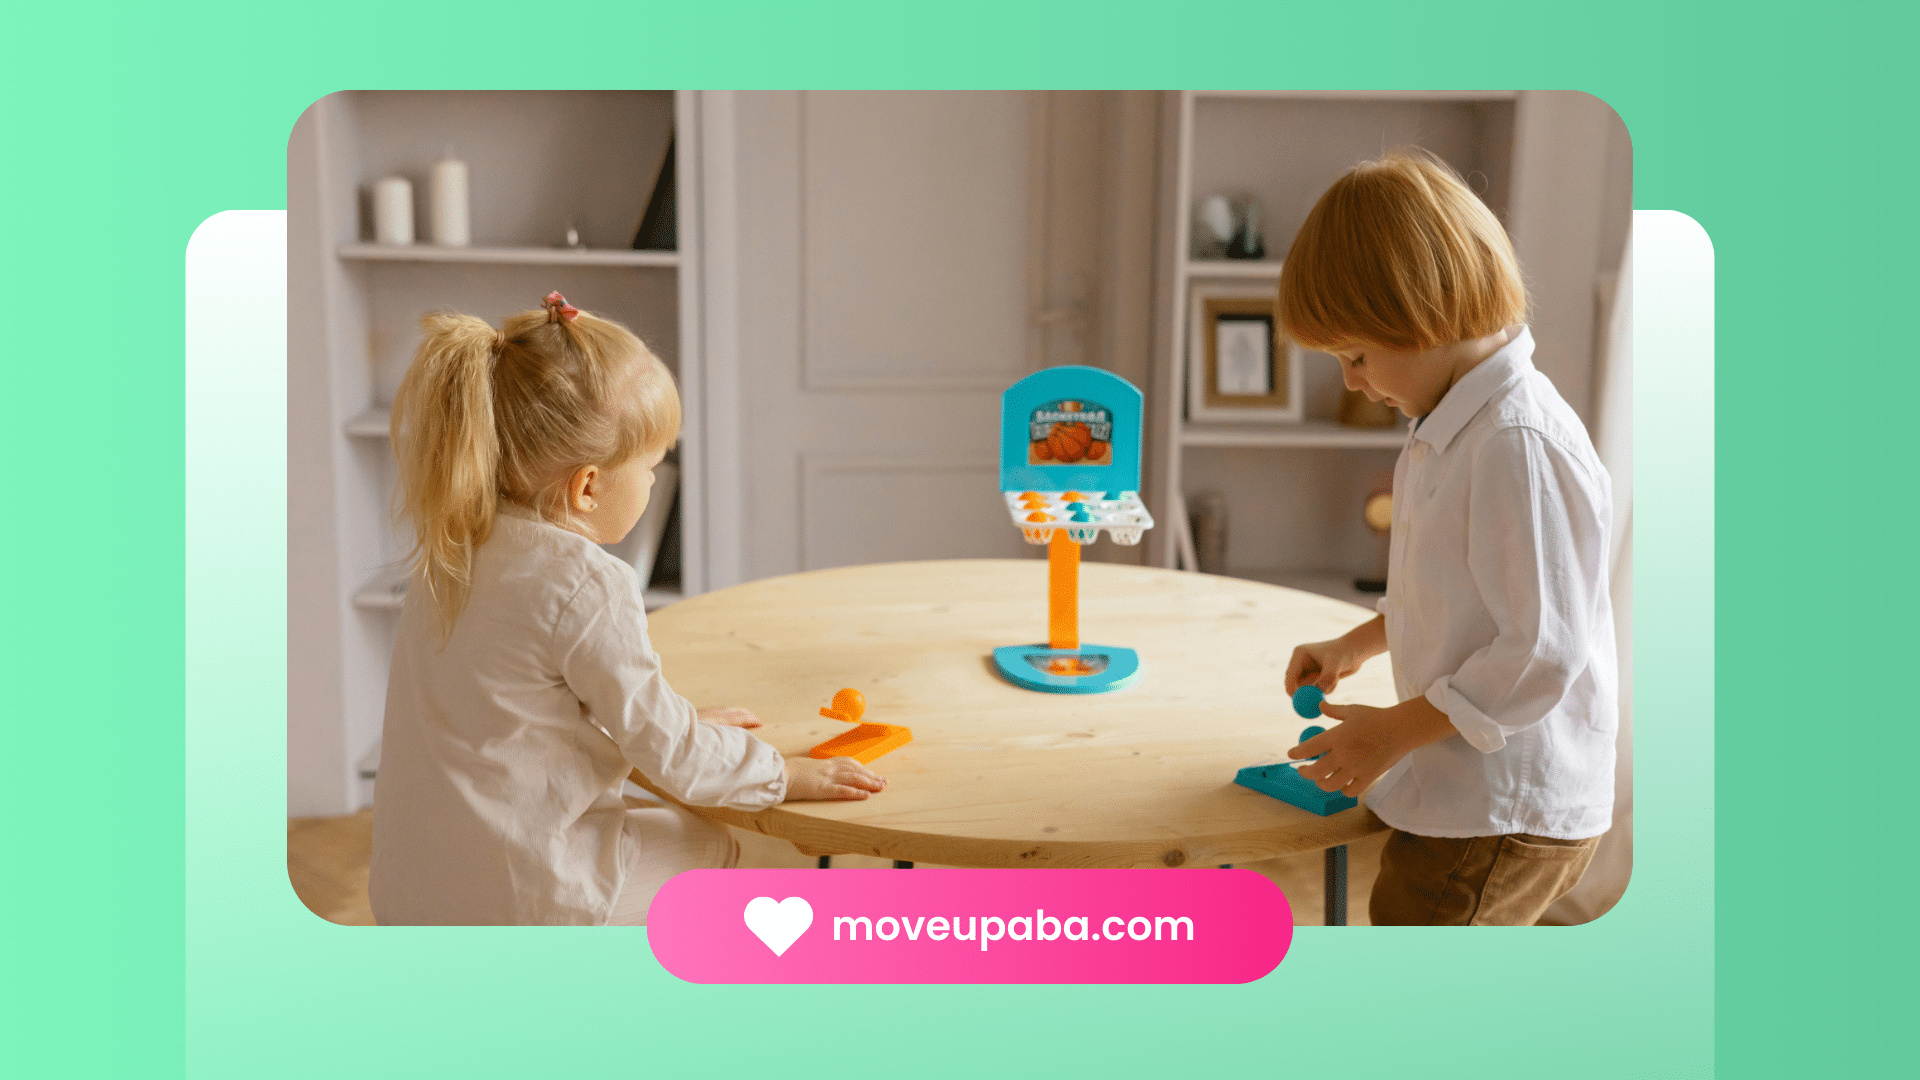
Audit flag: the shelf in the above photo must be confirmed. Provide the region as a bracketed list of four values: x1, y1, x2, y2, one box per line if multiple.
[352, 564, 412, 611]
[1184, 259, 1282, 279]
[642, 589, 685, 611]
[344, 407, 391, 439]
[338, 243, 680, 268]
[1181, 421, 1405, 449]
[352, 564, 683, 613]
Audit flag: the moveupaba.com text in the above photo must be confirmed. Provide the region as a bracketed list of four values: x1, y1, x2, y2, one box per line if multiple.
[830, 910, 1195, 951]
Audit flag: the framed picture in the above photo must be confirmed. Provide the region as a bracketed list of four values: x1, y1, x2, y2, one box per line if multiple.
[1186, 281, 1305, 423]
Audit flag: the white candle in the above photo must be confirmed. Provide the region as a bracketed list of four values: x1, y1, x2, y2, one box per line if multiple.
[430, 158, 471, 247]
[372, 176, 414, 245]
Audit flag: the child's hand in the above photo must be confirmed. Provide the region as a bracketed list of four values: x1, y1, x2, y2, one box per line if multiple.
[1285, 637, 1366, 696]
[1287, 695, 1458, 796]
[1284, 615, 1388, 696]
[784, 756, 888, 801]
[697, 706, 763, 729]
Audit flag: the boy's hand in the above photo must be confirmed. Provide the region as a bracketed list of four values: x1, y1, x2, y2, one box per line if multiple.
[1287, 696, 1458, 796]
[697, 706, 764, 729]
[1285, 638, 1365, 696]
[1285, 615, 1388, 696]
[784, 756, 888, 801]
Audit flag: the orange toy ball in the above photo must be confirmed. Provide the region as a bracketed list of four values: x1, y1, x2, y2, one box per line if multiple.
[1025, 511, 1053, 522]
[819, 687, 866, 723]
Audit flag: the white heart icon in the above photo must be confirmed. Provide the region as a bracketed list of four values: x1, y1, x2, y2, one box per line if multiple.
[742, 896, 813, 957]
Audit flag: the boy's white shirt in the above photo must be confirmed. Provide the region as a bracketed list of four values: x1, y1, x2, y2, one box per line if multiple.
[1367, 325, 1618, 839]
[369, 507, 787, 925]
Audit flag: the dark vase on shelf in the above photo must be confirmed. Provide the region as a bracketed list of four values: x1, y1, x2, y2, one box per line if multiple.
[632, 136, 677, 251]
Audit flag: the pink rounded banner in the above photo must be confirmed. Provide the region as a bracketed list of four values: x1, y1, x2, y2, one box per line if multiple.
[646, 868, 1292, 984]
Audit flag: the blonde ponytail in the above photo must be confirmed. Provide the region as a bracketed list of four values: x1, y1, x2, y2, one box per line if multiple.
[390, 297, 680, 639]
[391, 312, 503, 636]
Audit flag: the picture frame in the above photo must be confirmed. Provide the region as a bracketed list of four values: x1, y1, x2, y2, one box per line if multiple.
[1185, 280, 1305, 423]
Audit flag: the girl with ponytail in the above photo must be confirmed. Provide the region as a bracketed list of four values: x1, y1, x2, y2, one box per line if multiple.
[371, 293, 886, 926]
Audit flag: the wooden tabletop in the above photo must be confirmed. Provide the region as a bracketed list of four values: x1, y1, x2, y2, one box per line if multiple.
[643, 559, 1392, 867]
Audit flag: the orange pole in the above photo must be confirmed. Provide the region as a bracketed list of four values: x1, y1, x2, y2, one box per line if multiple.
[1047, 528, 1080, 650]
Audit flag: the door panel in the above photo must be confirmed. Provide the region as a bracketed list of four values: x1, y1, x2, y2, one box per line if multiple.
[708, 90, 1161, 585]
[800, 457, 1030, 572]
[801, 92, 1033, 391]
[722, 91, 1039, 581]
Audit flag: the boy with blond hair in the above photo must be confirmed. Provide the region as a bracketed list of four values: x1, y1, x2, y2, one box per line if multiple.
[1279, 152, 1617, 926]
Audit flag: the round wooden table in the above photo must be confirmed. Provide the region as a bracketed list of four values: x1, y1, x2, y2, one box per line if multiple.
[639, 559, 1392, 919]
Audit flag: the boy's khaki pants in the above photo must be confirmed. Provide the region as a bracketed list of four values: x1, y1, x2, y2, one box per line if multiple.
[1370, 829, 1600, 926]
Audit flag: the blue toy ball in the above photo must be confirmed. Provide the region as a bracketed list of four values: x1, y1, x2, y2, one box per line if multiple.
[1292, 684, 1324, 718]
[1296, 724, 1328, 761]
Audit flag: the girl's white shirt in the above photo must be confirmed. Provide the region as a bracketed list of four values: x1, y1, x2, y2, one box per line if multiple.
[369, 506, 786, 925]
[1368, 325, 1618, 839]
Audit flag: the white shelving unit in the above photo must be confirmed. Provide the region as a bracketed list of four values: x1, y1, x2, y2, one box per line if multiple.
[289, 90, 703, 816]
[341, 407, 390, 439]
[338, 242, 680, 268]
[1180, 258, 1283, 280]
[1147, 89, 1521, 582]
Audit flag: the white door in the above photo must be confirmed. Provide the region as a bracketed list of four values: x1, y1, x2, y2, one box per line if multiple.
[699, 90, 1045, 585]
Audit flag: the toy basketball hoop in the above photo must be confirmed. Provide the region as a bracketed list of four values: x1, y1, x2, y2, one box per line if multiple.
[991, 366, 1154, 694]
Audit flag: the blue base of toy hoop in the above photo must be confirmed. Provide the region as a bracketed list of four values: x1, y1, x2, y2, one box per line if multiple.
[1233, 763, 1359, 816]
[1233, 724, 1358, 815]
[992, 644, 1140, 694]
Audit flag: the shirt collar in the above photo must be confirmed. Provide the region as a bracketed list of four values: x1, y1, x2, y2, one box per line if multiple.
[1411, 325, 1534, 453]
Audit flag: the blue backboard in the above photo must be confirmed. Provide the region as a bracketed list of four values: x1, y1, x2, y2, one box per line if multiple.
[999, 366, 1144, 494]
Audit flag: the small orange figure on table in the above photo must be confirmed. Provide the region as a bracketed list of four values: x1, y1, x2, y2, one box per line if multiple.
[809, 688, 914, 764]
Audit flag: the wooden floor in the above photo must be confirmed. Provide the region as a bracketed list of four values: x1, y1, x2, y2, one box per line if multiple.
[287, 810, 378, 926]
[288, 810, 1386, 927]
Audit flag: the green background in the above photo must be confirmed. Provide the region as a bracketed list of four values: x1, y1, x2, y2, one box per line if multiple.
[5, 1, 1907, 1076]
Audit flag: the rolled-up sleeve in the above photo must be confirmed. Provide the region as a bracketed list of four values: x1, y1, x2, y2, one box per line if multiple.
[555, 565, 787, 809]
[1428, 427, 1610, 753]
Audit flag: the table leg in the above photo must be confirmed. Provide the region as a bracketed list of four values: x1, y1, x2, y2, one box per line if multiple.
[1324, 845, 1348, 926]
[816, 856, 831, 869]
[893, 860, 914, 869]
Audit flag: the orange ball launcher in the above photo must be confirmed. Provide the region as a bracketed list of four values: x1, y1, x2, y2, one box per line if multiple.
[808, 688, 914, 764]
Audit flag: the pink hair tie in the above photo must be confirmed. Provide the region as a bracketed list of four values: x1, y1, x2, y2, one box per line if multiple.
[542, 291, 579, 323]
